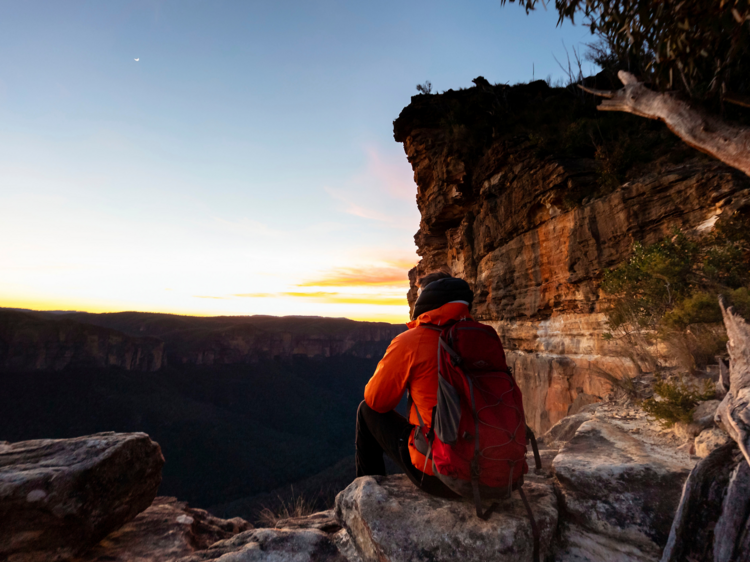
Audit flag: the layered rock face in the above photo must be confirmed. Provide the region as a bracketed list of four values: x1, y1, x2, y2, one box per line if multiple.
[394, 81, 750, 434]
[0, 310, 165, 372]
[0, 309, 405, 370]
[161, 322, 403, 366]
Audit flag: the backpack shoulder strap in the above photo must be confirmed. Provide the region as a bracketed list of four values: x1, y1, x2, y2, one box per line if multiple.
[526, 425, 542, 470]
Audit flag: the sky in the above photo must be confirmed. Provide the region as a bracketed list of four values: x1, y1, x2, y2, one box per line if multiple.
[0, 0, 596, 324]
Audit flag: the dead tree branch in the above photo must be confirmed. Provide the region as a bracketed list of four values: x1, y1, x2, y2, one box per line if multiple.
[579, 71, 750, 178]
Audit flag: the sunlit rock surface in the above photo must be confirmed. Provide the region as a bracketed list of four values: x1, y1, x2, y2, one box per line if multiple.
[394, 82, 750, 433]
[552, 405, 694, 561]
[335, 474, 558, 562]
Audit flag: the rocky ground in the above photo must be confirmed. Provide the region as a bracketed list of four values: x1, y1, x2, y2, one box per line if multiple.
[1, 392, 735, 562]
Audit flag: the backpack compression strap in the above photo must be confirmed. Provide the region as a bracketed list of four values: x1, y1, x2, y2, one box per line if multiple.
[465, 373, 501, 521]
[526, 426, 542, 470]
[406, 390, 433, 476]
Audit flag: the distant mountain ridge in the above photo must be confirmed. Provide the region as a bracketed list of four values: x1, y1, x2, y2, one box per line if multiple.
[0, 308, 406, 518]
[0, 309, 165, 372]
[0, 308, 406, 372]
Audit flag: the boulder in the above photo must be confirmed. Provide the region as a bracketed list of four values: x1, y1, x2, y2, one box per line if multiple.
[692, 400, 721, 429]
[671, 421, 702, 442]
[178, 527, 348, 562]
[0, 432, 164, 562]
[79, 497, 251, 561]
[335, 474, 558, 562]
[553, 418, 693, 561]
[539, 410, 596, 448]
[331, 528, 363, 562]
[694, 427, 732, 458]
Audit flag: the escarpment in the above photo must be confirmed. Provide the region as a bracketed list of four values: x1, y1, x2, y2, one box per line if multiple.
[0, 309, 405, 371]
[395, 79, 750, 434]
[0, 310, 165, 372]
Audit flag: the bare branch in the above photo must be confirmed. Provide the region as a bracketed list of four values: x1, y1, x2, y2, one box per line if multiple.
[725, 93, 750, 109]
[579, 71, 750, 178]
[578, 84, 614, 98]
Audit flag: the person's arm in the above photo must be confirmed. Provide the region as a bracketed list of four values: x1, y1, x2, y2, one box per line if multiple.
[364, 334, 412, 413]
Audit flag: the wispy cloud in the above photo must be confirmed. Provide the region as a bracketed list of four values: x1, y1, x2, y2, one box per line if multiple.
[298, 263, 411, 288]
[362, 145, 415, 202]
[324, 145, 419, 228]
[194, 295, 229, 300]
[324, 187, 394, 222]
[232, 291, 406, 306]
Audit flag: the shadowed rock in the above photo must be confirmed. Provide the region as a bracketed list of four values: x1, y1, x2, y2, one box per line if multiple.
[0, 432, 164, 562]
[335, 474, 558, 562]
[78, 497, 251, 561]
[661, 304, 750, 562]
[553, 417, 693, 561]
[178, 527, 348, 562]
[695, 427, 731, 458]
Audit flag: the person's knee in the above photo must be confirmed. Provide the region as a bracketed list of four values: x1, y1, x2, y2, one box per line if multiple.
[357, 400, 373, 421]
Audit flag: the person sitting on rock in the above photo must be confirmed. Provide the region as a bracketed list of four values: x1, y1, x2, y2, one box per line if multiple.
[355, 272, 474, 498]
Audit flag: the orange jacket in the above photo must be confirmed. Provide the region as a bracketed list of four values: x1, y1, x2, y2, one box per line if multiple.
[364, 302, 473, 476]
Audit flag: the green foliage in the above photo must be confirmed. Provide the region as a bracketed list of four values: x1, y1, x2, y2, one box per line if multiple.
[731, 286, 750, 319]
[416, 81, 433, 95]
[642, 377, 715, 426]
[602, 233, 698, 332]
[663, 292, 723, 330]
[502, 0, 750, 107]
[602, 212, 750, 371]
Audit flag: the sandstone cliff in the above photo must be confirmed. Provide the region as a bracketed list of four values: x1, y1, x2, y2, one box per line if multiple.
[58, 311, 405, 366]
[0, 310, 165, 372]
[394, 79, 750, 434]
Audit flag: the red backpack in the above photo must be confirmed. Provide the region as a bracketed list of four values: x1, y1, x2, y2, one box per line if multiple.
[410, 319, 542, 559]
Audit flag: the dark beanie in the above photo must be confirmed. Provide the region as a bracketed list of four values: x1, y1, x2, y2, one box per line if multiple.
[413, 277, 473, 320]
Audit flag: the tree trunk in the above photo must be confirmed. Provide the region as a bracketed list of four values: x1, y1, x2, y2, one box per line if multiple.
[715, 300, 750, 467]
[661, 302, 750, 560]
[580, 71, 750, 178]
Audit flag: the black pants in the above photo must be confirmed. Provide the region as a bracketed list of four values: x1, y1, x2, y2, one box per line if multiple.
[355, 401, 460, 499]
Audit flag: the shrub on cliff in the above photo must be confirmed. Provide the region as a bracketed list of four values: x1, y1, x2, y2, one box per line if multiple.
[602, 210, 750, 372]
[642, 377, 716, 427]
